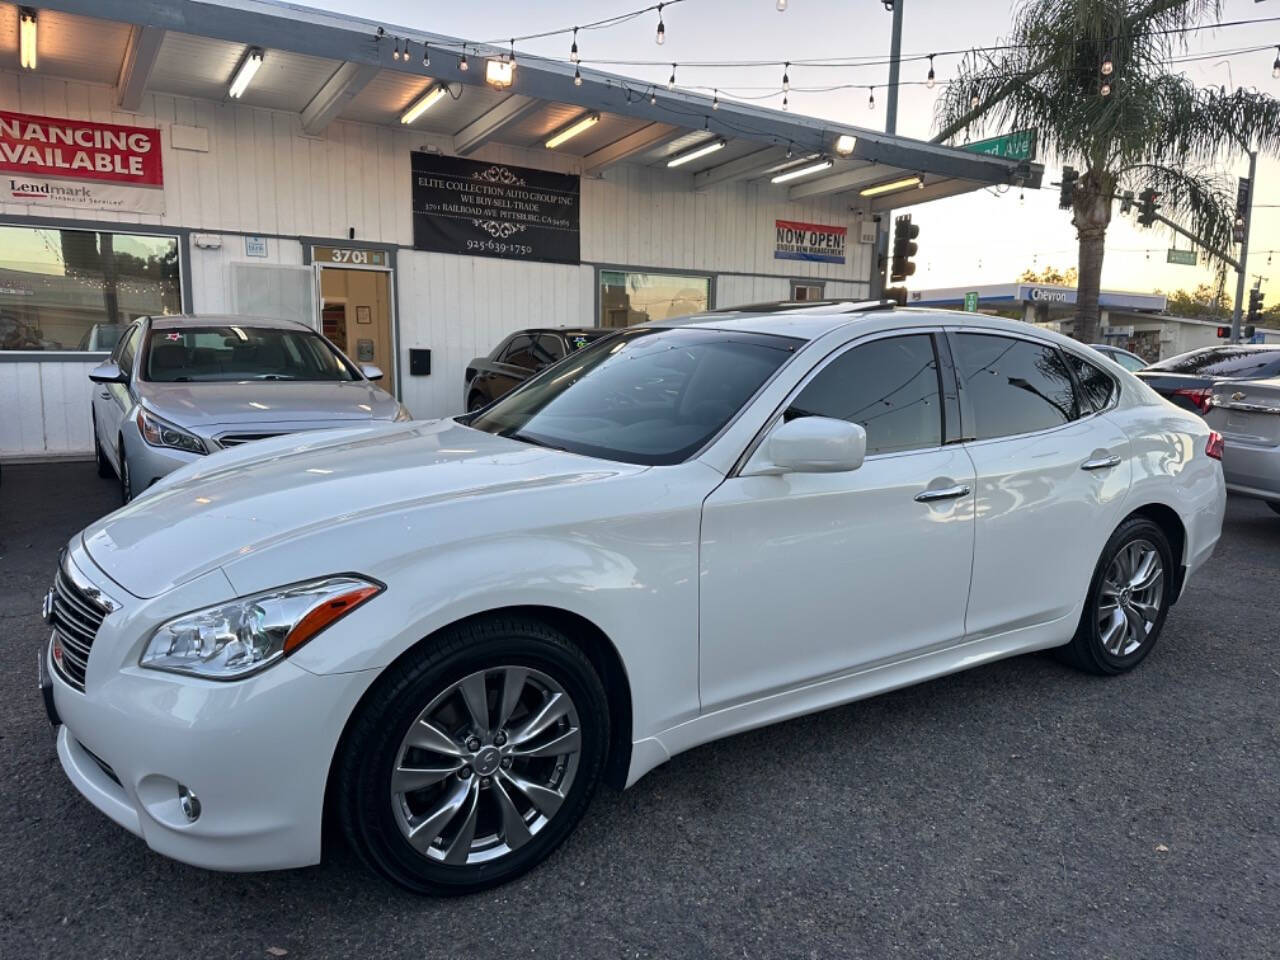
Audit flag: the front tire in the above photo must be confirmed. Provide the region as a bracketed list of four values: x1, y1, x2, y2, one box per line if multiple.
[335, 616, 609, 895]
[93, 417, 113, 478]
[118, 437, 132, 503]
[1059, 517, 1173, 675]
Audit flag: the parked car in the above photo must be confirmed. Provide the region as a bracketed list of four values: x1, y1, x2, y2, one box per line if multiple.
[1206, 376, 1280, 515]
[88, 314, 410, 501]
[464, 327, 610, 411]
[1136, 344, 1280, 414]
[44, 304, 1224, 896]
[77, 323, 128, 352]
[1089, 343, 1148, 372]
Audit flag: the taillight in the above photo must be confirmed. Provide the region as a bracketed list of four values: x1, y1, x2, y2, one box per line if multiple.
[1173, 387, 1212, 414]
[1206, 431, 1224, 460]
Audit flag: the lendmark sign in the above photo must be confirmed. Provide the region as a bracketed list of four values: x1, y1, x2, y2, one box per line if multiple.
[0, 110, 164, 214]
[774, 220, 847, 265]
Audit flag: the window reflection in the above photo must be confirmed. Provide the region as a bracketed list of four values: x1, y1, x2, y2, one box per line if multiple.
[599, 270, 710, 328]
[0, 225, 180, 351]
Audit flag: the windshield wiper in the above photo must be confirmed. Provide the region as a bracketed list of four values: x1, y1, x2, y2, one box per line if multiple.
[511, 431, 566, 452]
[255, 374, 297, 381]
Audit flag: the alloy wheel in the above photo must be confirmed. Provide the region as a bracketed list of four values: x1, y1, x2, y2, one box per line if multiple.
[1096, 538, 1164, 657]
[390, 666, 582, 866]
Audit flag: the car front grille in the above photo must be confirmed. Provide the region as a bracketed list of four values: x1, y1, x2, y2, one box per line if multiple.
[215, 432, 283, 449]
[49, 562, 112, 692]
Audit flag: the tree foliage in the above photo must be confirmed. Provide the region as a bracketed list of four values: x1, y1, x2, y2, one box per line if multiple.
[1019, 264, 1079, 285]
[1160, 282, 1229, 318]
[933, 0, 1280, 342]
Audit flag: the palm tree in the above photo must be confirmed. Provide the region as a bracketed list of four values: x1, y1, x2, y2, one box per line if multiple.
[934, 0, 1280, 343]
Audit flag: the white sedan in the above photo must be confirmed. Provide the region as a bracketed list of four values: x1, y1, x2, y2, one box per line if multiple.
[42, 303, 1225, 895]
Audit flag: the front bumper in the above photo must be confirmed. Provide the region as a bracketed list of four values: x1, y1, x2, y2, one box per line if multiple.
[47, 549, 380, 872]
[126, 436, 202, 492]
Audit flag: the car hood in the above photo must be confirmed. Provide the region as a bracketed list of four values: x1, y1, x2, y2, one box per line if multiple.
[136, 379, 398, 426]
[80, 420, 644, 598]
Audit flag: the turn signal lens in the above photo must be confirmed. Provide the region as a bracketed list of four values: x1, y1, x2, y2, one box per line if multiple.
[1206, 431, 1224, 461]
[283, 584, 381, 654]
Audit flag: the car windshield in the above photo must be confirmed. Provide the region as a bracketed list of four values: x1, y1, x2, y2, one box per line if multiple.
[1145, 346, 1280, 377]
[467, 327, 800, 465]
[143, 325, 358, 383]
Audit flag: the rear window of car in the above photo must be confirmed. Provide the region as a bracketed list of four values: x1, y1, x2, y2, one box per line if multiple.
[1145, 347, 1280, 377]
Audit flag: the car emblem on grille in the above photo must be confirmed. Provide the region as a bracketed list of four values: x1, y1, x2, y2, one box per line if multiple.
[42, 588, 55, 624]
[1232, 391, 1247, 402]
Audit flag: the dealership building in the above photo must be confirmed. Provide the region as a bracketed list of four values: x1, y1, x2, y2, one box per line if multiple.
[0, 0, 1037, 460]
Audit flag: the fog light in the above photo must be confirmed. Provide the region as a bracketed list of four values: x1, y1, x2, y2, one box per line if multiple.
[178, 784, 201, 822]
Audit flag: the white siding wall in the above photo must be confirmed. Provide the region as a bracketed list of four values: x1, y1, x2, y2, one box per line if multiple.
[1, 70, 873, 455]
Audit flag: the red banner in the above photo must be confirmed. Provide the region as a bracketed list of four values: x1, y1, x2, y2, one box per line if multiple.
[0, 110, 163, 188]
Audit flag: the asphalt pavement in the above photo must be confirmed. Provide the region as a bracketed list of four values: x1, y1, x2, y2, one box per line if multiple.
[1, 461, 1276, 960]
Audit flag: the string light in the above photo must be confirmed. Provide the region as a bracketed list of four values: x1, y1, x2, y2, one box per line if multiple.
[422, 42, 430, 68]
[574, 65, 582, 85]
[926, 54, 935, 87]
[777, 0, 788, 10]
[668, 63, 676, 89]
[510, 39, 517, 66]
[1273, 45, 1280, 78]
[656, 3, 666, 44]
[782, 61, 791, 93]
[650, 86, 657, 104]
[459, 47, 468, 71]
[969, 87, 980, 109]
[570, 27, 580, 63]
[783, 93, 789, 110]
[392, 37, 401, 61]
[712, 88, 719, 109]
[1100, 78, 1112, 96]
[868, 85, 875, 109]
[1100, 51, 1114, 75]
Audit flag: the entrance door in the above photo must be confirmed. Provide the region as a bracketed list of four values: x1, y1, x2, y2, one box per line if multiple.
[317, 265, 395, 388]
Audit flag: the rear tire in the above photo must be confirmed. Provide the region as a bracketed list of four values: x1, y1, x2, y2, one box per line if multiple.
[335, 615, 609, 895]
[1058, 517, 1173, 675]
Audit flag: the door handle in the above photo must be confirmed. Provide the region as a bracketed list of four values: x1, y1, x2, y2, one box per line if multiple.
[1081, 455, 1121, 471]
[98, 391, 110, 399]
[915, 483, 971, 503]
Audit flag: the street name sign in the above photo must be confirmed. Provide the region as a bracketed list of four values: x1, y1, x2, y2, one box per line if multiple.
[963, 291, 979, 312]
[1166, 249, 1197, 266]
[961, 129, 1037, 161]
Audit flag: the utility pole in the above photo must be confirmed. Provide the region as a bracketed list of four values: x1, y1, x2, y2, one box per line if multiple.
[1231, 149, 1257, 343]
[884, 0, 905, 134]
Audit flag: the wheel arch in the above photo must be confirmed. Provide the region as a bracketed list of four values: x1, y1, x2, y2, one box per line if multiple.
[1122, 502, 1187, 603]
[322, 603, 634, 843]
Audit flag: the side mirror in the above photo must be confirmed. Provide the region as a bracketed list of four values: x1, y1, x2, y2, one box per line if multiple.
[747, 416, 867, 475]
[89, 361, 127, 384]
[360, 363, 384, 381]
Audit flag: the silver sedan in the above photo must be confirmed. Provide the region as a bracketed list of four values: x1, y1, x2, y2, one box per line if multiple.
[89, 315, 410, 501]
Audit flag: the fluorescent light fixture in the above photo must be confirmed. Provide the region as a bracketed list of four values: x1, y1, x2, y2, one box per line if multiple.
[859, 175, 924, 197]
[228, 47, 264, 99]
[667, 139, 726, 168]
[762, 152, 819, 175]
[19, 7, 36, 70]
[770, 158, 833, 184]
[545, 113, 600, 149]
[834, 134, 857, 157]
[400, 85, 447, 125]
[486, 58, 515, 89]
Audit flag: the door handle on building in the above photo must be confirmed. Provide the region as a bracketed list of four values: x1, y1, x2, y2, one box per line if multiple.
[1081, 455, 1121, 471]
[914, 483, 971, 502]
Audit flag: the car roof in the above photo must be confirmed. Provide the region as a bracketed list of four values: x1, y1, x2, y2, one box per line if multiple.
[147, 314, 313, 331]
[507, 327, 607, 336]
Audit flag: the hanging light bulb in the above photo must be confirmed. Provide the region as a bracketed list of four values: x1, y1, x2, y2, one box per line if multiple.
[574, 65, 582, 86]
[422, 42, 430, 68]
[656, 4, 666, 44]
[570, 27, 580, 64]
[782, 62, 790, 94]
[650, 87, 657, 105]
[777, 0, 788, 9]
[1101, 52, 1114, 76]
[1100, 78, 1112, 97]
[1273, 46, 1279, 79]
[510, 39, 516, 67]
[970, 87, 980, 109]
[868, 86, 875, 110]
[712, 89, 719, 109]
[926, 54, 936, 88]
[668, 64, 676, 90]
[783, 93, 789, 111]
[392, 37, 401, 61]
[459, 47, 468, 71]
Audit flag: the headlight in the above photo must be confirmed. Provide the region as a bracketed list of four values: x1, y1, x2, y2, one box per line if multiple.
[137, 408, 206, 454]
[139, 576, 382, 679]
[393, 403, 413, 422]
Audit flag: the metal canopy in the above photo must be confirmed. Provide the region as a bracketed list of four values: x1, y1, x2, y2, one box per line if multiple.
[9, 0, 1043, 202]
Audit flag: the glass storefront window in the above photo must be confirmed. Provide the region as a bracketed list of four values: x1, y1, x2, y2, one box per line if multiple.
[599, 270, 710, 328]
[0, 224, 181, 351]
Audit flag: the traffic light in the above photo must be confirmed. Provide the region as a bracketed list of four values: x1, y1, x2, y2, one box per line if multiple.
[1119, 190, 1134, 214]
[1059, 166, 1078, 210]
[890, 214, 919, 283]
[884, 286, 908, 306]
[1248, 287, 1264, 324]
[1233, 217, 1247, 244]
[1137, 188, 1160, 227]
[1216, 325, 1231, 339]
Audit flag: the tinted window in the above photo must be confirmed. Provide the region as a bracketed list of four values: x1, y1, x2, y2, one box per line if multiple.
[142, 326, 357, 382]
[502, 335, 537, 369]
[535, 334, 566, 363]
[1067, 353, 1117, 412]
[787, 335, 942, 455]
[954, 334, 1079, 440]
[1146, 346, 1280, 377]
[468, 327, 797, 465]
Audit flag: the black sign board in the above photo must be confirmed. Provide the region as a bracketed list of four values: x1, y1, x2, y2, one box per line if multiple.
[411, 153, 581, 265]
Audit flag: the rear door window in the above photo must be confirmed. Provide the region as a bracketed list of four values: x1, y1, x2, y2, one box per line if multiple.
[535, 334, 566, 364]
[501, 335, 537, 369]
[1065, 352, 1117, 412]
[953, 333, 1080, 440]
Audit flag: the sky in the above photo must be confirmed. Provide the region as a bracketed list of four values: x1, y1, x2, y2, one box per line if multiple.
[302, 0, 1280, 306]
